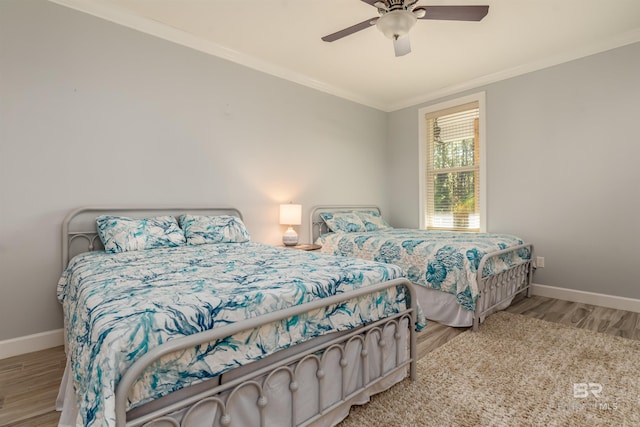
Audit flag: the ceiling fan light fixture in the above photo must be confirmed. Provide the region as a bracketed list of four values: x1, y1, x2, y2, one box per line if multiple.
[375, 10, 417, 40]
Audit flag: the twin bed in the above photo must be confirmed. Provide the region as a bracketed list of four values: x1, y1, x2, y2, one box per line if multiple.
[311, 206, 534, 330]
[56, 207, 422, 427]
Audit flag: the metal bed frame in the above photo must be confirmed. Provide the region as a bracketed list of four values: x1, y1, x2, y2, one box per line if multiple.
[60, 206, 418, 427]
[310, 205, 534, 332]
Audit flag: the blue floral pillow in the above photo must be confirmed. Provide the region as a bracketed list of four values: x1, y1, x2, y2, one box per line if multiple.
[180, 215, 251, 245]
[320, 211, 366, 233]
[96, 215, 186, 253]
[356, 210, 392, 231]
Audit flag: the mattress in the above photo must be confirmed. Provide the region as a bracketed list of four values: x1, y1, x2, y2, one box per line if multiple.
[317, 229, 530, 311]
[57, 242, 423, 427]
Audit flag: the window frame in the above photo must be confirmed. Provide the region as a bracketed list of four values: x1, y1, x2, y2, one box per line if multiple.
[418, 92, 487, 232]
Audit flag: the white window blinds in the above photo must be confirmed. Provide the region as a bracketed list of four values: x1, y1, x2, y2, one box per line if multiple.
[425, 101, 480, 231]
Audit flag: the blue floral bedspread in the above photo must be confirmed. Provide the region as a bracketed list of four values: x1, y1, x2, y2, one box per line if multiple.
[57, 242, 423, 427]
[318, 229, 530, 311]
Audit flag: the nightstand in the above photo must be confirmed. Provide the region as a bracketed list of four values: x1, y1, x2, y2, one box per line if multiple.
[284, 244, 322, 251]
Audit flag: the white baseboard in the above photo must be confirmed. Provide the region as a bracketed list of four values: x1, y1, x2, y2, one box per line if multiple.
[0, 329, 64, 360]
[531, 283, 640, 313]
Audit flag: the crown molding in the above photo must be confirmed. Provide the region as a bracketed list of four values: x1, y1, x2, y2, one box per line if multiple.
[49, 1, 640, 113]
[48, 0, 387, 111]
[388, 27, 640, 111]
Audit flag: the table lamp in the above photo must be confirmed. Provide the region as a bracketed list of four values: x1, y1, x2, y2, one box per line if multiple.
[279, 203, 302, 246]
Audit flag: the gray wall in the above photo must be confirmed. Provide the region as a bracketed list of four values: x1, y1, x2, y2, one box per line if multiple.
[0, 1, 388, 340]
[2, 0, 639, 342]
[387, 42, 640, 299]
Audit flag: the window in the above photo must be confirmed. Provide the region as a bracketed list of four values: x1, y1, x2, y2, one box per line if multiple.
[419, 93, 486, 232]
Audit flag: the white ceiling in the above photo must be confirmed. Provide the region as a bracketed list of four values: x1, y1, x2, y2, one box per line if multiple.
[51, 0, 640, 111]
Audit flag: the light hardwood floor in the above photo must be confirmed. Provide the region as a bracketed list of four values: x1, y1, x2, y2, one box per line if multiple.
[2, 295, 639, 426]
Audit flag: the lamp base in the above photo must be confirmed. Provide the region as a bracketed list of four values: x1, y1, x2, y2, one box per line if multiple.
[282, 227, 298, 246]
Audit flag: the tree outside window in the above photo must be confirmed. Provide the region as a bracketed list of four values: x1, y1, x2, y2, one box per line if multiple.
[424, 101, 481, 231]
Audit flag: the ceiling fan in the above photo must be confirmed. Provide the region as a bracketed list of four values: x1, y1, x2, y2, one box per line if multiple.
[321, 0, 489, 57]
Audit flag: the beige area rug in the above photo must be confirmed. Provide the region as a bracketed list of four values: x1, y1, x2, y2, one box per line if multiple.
[339, 312, 640, 427]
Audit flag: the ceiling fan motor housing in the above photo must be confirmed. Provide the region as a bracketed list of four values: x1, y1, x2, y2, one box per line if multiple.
[388, 0, 415, 11]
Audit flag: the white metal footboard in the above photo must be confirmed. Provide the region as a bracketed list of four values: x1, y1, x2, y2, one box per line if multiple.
[115, 278, 417, 427]
[473, 243, 534, 331]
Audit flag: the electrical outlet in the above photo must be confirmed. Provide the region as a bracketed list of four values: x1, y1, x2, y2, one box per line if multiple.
[536, 256, 545, 268]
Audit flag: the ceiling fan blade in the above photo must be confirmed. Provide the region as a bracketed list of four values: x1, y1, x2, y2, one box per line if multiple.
[393, 36, 411, 57]
[321, 17, 379, 42]
[414, 5, 489, 21]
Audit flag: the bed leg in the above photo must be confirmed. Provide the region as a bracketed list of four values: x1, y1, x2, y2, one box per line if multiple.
[526, 258, 534, 298]
[410, 317, 417, 380]
[472, 293, 481, 332]
[410, 359, 417, 380]
[472, 315, 480, 332]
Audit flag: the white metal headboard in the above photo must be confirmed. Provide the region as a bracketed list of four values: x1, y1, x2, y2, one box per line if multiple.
[309, 205, 382, 243]
[61, 206, 243, 269]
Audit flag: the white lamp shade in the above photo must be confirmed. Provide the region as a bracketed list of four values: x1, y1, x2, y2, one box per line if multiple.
[279, 204, 302, 226]
[376, 10, 417, 39]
